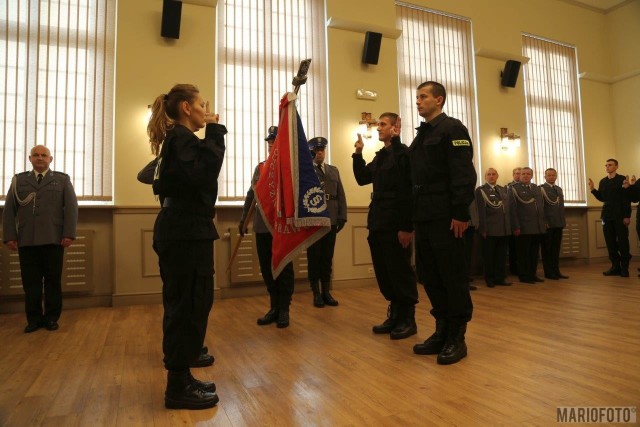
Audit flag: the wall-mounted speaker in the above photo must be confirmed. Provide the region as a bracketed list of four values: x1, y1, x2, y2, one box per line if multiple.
[362, 31, 382, 65]
[161, 0, 182, 39]
[501, 60, 521, 88]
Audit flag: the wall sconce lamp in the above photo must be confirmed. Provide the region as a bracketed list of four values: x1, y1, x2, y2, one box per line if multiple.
[500, 127, 521, 150]
[358, 112, 378, 139]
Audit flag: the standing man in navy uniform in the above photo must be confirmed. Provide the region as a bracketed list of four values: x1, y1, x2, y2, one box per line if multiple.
[3, 145, 78, 333]
[307, 137, 347, 308]
[540, 168, 569, 280]
[408, 81, 477, 365]
[352, 113, 418, 340]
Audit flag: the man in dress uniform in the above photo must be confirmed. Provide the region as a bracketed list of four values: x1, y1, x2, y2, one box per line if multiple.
[352, 113, 418, 340]
[307, 136, 347, 308]
[588, 159, 632, 277]
[3, 145, 78, 333]
[408, 81, 477, 365]
[239, 126, 295, 328]
[475, 168, 511, 288]
[540, 168, 569, 280]
[507, 167, 522, 276]
[509, 167, 546, 284]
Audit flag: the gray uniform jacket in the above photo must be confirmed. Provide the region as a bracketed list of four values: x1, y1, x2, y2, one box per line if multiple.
[315, 162, 347, 226]
[508, 182, 545, 235]
[240, 163, 269, 234]
[3, 170, 78, 247]
[475, 183, 511, 237]
[539, 183, 566, 228]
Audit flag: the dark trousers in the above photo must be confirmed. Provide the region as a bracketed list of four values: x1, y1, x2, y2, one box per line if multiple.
[154, 240, 214, 372]
[18, 244, 64, 325]
[541, 227, 563, 276]
[414, 219, 473, 324]
[508, 235, 518, 275]
[463, 226, 476, 280]
[602, 219, 631, 265]
[367, 230, 418, 306]
[481, 236, 508, 284]
[516, 234, 541, 281]
[307, 228, 337, 284]
[255, 232, 294, 302]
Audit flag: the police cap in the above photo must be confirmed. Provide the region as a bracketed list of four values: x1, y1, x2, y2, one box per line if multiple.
[308, 137, 328, 151]
[265, 126, 278, 141]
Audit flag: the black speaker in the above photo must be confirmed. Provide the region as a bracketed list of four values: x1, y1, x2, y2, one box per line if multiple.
[161, 0, 182, 39]
[501, 60, 521, 88]
[362, 31, 382, 65]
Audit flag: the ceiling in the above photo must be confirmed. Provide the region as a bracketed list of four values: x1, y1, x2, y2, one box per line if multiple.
[562, 0, 632, 13]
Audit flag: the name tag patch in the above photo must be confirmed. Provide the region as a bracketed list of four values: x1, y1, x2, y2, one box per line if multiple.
[452, 140, 470, 147]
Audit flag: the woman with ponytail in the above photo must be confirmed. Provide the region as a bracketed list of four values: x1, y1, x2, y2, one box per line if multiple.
[147, 84, 227, 410]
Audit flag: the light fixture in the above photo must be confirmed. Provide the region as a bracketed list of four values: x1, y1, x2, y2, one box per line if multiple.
[358, 112, 378, 139]
[500, 127, 521, 150]
[145, 104, 153, 124]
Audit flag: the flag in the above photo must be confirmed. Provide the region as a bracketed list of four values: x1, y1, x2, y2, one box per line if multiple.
[254, 92, 331, 277]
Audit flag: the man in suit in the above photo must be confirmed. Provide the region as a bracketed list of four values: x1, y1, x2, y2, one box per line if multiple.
[509, 167, 546, 284]
[540, 168, 569, 280]
[3, 145, 78, 333]
[307, 137, 347, 308]
[475, 168, 511, 287]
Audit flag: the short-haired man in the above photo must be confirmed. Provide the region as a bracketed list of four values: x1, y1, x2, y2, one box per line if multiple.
[408, 81, 477, 365]
[3, 145, 78, 333]
[353, 113, 418, 340]
[588, 159, 632, 277]
[507, 167, 522, 276]
[475, 168, 511, 287]
[540, 168, 569, 280]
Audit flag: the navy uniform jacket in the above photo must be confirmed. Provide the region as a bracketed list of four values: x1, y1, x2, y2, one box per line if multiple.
[3, 170, 78, 247]
[539, 183, 566, 228]
[408, 113, 477, 222]
[591, 174, 631, 220]
[314, 162, 347, 226]
[509, 182, 545, 235]
[475, 183, 510, 237]
[153, 123, 227, 242]
[240, 163, 269, 234]
[352, 137, 413, 232]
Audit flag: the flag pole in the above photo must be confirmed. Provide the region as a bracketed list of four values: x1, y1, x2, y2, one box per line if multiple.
[226, 59, 312, 274]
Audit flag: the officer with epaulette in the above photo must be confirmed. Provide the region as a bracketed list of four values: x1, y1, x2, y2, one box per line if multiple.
[307, 136, 347, 308]
[408, 81, 477, 365]
[3, 145, 78, 333]
[509, 167, 546, 284]
[239, 126, 295, 328]
[539, 168, 569, 280]
[352, 112, 418, 340]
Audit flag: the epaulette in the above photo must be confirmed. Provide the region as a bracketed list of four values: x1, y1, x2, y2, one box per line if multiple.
[17, 171, 29, 176]
[52, 171, 69, 176]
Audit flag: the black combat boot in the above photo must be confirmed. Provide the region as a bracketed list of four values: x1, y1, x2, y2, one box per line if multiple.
[603, 264, 621, 276]
[189, 371, 216, 393]
[321, 281, 339, 306]
[372, 302, 398, 334]
[620, 258, 630, 277]
[310, 280, 324, 308]
[413, 319, 447, 355]
[257, 292, 278, 325]
[437, 323, 468, 365]
[390, 304, 417, 340]
[277, 292, 291, 328]
[165, 370, 219, 409]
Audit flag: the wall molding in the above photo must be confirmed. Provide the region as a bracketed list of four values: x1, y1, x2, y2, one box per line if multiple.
[579, 69, 640, 84]
[326, 17, 402, 39]
[475, 48, 530, 64]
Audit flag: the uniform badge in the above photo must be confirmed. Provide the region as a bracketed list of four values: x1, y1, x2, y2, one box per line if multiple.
[452, 140, 470, 146]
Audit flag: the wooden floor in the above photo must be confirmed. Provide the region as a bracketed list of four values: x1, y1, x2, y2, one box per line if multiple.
[0, 260, 639, 427]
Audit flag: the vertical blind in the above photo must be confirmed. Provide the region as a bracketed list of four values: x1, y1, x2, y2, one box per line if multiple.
[395, 2, 479, 166]
[522, 34, 585, 204]
[217, 0, 328, 201]
[0, 0, 115, 201]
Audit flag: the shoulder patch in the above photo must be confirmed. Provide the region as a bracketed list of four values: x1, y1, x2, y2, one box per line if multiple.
[452, 140, 470, 147]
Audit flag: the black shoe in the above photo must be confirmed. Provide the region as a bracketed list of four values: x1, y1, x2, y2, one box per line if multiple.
[520, 279, 536, 284]
[276, 311, 290, 328]
[494, 281, 512, 286]
[485, 280, 495, 288]
[165, 384, 218, 410]
[620, 270, 629, 277]
[189, 373, 216, 393]
[544, 275, 560, 280]
[372, 319, 395, 334]
[313, 292, 325, 308]
[257, 308, 278, 325]
[437, 341, 468, 365]
[44, 321, 59, 331]
[469, 284, 477, 291]
[533, 277, 545, 282]
[322, 292, 339, 306]
[557, 274, 569, 279]
[413, 320, 447, 355]
[603, 267, 621, 276]
[190, 353, 214, 368]
[24, 323, 42, 333]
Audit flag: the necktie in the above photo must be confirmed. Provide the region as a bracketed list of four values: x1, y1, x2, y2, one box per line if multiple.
[37, 173, 43, 184]
[317, 164, 324, 177]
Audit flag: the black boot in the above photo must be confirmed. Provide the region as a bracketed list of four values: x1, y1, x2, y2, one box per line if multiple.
[390, 305, 417, 340]
[165, 370, 219, 409]
[189, 372, 216, 393]
[437, 323, 468, 365]
[603, 264, 621, 276]
[257, 292, 278, 325]
[277, 292, 291, 328]
[310, 280, 324, 308]
[321, 281, 339, 306]
[413, 319, 447, 355]
[620, 258, 630, 277]
[372, 302, 398, 334]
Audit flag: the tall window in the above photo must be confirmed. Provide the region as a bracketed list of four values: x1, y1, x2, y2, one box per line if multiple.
[0, 0, 115, 201]
[396, 2, 479, 164]
[217, 0, 328, 201]
[522, 34, 585, 204]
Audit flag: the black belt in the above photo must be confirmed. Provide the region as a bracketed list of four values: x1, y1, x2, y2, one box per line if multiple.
[371, 191, 397, 200]
[162, 197, 215, 217]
